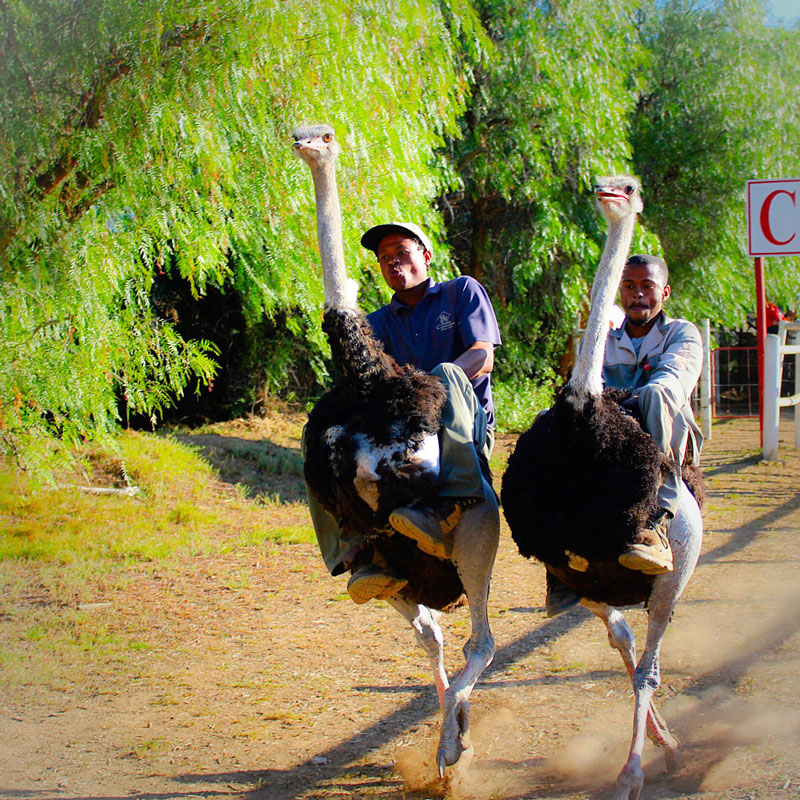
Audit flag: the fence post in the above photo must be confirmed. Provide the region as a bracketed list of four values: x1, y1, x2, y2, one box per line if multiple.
[763, 334, 780, 461]
[700, 319, 712, 440]
[794, 329, 800, 451]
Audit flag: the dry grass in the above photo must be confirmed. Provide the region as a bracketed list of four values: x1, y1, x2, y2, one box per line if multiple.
[0, 411, 315, 689]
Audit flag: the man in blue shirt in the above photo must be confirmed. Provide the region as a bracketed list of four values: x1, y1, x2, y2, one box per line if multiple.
[308, 222, 502, 603]
[365, 224, 499, 429]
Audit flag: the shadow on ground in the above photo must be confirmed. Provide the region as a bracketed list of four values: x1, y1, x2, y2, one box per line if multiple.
[172, 432, 307, 504]
[161, 474, 800, 800]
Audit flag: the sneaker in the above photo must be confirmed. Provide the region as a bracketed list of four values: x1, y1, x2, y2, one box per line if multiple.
[388, 501, 462, 559]
[347, 563, 408, 604]
[545, 572, 581, 618]
[618, 510, 674, 575]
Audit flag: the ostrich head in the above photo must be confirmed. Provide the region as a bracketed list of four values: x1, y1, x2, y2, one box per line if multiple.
[595, 175, 643, 223]
[292, 124, 341, 168]
[587, 174, 644, 319]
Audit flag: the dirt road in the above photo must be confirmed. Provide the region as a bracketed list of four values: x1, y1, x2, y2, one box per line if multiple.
[3, 416, 800, 800]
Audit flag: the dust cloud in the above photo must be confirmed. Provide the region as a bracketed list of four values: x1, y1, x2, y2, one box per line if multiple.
[396, 584, 800, 798]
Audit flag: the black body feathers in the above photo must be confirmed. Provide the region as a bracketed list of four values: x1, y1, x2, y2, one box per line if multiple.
[321, 309, 447, 449]
[303, 309, 463, 610]
[501, 386, 704, 607]
[304, 309, 447, 532]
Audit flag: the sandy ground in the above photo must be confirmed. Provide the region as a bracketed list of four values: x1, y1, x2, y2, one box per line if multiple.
[3, 415, 800, 800]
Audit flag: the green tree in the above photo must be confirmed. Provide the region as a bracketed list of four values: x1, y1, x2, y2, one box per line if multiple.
[0, 0, 480, 469]
[440, 0, 659, 413]
[630, 0, 800, 325]
[441, 0, 800, 424]
[5, 0, 799, 466]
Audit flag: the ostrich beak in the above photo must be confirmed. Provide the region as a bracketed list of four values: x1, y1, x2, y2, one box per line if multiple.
[596, 188, 629, 204]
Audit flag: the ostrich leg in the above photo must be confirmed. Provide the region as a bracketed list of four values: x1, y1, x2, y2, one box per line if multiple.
[581, 600, 680, 774]
[609, 489, 703, 800]
[387, 596, 450, 709]
[436, 483, 499, 776]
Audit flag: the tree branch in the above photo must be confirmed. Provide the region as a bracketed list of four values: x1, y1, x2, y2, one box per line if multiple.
[65, 178, 115, 223]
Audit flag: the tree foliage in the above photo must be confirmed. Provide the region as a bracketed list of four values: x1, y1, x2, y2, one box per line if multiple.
[0, 0, 479, 467]
[630, 0, 800, 326]
[2, 0, 800, 467]
[439, 0, 660, 394]
[442, 0, 800, 396]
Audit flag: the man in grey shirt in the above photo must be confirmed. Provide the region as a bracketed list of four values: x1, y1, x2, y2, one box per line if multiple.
[604, 253, 703, 575]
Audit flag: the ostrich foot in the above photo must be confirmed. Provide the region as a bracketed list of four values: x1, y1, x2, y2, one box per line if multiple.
[437, 742, 474, 786]
[395, 735, 473, 797]
[613, 755, 644, 800]
[663, 742, 681, 774]
[646, 699, 680, 771]
[436, 734, 472, 778]
[437, 702, 472, 778]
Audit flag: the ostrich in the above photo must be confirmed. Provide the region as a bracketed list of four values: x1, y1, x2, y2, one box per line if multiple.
[292, 123, 499, 778]
[501, 176, 704, 800]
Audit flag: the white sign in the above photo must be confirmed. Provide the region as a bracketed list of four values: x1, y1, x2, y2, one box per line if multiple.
[747, 178, 800, 256]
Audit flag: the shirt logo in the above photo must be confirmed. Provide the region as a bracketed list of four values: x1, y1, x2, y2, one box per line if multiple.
[435, 311, 455, 331]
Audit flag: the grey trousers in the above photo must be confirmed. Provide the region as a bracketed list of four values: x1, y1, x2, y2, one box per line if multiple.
[306, 362, 493, 574]
[637, 382, 698, 518]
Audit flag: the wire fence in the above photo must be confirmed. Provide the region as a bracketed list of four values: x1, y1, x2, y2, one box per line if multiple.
[712, 345, 797, 418]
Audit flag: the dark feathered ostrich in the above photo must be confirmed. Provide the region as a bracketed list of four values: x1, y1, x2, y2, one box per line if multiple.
[501, 176, 704, 800]
[293, 124, 499, 778]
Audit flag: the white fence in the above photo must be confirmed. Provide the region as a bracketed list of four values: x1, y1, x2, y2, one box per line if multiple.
[700, 319, 712, 439]
[763, 320, 800, 460]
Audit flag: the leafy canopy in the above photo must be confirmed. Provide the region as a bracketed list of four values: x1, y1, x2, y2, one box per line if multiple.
[0, 0, 478, 467]
[2, 0, 800, 468]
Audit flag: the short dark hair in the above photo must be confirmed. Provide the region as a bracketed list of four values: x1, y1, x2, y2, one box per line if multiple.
[625, 253, 669, 285]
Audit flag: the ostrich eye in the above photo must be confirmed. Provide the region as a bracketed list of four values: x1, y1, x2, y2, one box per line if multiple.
[624, 185, 635, 195]
[323, 133, 333, 143]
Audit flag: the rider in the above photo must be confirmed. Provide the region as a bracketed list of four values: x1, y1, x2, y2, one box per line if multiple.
[610, 254, 703, 574]
[547, 253, 703, 614]
[307, 221, 501, 603]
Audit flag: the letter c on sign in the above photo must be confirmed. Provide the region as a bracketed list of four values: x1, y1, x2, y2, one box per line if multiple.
[760, 189, 796, 246]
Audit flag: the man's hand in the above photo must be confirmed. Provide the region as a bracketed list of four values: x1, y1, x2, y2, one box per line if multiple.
[620, 394, 640, 418]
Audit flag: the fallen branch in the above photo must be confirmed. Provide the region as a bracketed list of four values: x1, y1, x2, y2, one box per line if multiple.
[74, 485, 141, 497]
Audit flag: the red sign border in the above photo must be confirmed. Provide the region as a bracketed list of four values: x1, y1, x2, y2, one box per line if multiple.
[747, 178, 800, 257]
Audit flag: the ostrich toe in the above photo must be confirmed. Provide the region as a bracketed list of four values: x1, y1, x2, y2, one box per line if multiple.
[437, 701, 471, 777]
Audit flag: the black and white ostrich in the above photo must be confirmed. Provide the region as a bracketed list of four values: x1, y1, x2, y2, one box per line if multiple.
[501, 176, 704, 800]
[293, 124, 499, 777]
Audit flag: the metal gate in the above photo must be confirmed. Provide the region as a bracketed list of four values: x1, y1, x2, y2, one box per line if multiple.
[712, 346, 759, 418]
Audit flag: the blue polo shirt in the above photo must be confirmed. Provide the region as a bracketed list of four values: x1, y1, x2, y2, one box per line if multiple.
[366, 276, 501, 427]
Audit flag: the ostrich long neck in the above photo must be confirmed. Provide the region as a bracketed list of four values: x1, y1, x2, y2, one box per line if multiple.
[307, 152, 393, 387]
[568, 211, 637, 400]
[310, 159, 357, 313]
